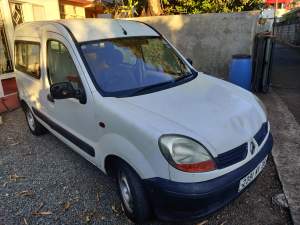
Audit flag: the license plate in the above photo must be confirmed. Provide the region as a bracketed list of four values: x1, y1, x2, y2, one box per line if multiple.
[238, 156, 268, 192]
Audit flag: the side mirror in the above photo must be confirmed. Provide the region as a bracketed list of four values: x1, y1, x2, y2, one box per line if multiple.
[50, 82, 86, 104]
[187, 58, 193, 65]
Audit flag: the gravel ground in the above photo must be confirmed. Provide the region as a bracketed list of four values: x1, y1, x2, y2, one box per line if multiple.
[0, 109, 292, 225]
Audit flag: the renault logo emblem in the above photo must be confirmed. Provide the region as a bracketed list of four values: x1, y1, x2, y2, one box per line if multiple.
[249, 140, 256, 155]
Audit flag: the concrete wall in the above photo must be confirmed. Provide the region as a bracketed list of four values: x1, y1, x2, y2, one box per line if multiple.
[0, 0, 60, 103]
[130, 12, 260, 79]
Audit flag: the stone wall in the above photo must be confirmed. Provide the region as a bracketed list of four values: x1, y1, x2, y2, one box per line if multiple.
[130, 11, 260, 79]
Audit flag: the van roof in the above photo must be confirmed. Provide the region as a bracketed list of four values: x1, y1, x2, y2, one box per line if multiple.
[15, 19, 159, 43]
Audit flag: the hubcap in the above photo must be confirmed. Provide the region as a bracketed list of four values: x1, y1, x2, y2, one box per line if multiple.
[26, 110, 35, 131]
[118, 171, 133, 213]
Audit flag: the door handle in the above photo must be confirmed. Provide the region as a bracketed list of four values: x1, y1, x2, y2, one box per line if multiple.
[47, 94, 54, 103]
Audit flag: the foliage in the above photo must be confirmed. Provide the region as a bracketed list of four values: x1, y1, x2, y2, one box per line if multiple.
[162, 0, 264, 14]
[120, 0, 139, 17]
[103, 0, 142, 17]
[105, 0, 264, 17]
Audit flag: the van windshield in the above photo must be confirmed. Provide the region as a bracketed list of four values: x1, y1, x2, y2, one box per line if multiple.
[80, 36, 195, 97]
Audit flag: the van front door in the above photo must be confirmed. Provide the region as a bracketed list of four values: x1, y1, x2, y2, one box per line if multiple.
[40, 32, 98, 162]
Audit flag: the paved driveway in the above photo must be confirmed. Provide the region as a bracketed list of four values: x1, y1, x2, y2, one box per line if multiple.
[271, 42, 300, 124]
[0, 109, 291, 225]
[268, 41, 300, 224]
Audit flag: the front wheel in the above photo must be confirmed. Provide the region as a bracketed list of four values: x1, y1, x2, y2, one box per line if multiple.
[24, 106, 47, 136]
[116, 161, 151, 223]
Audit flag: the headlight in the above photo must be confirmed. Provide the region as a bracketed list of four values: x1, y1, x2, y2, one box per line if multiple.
[255, 95, 268, 117]
[159, 135, 216, 173]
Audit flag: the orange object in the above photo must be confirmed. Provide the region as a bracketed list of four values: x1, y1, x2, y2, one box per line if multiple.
[175, 160, 216, 173]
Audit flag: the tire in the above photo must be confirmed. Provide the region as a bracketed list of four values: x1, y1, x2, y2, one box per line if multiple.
[116, 161, 151, 224]
[23, 105, 47, 136]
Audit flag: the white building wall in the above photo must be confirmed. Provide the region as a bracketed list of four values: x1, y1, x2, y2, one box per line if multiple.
[21, 0, 60, 21]
[0, 0, 60, 100]
[1, 0, 60, 57]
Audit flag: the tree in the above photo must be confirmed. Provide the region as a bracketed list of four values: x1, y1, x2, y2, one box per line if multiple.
[147, 0, 163, 15]
[162, 0, 264, 14]
[106, 0, 139, 18]
[109, 0, 263, 17]
[107, 0, 163, 17]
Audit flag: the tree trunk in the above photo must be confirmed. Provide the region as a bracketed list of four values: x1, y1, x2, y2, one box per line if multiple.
[146, 0, 162, 16]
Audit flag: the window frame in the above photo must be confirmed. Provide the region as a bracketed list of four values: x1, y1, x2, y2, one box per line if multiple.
[46, 38, 84, 91]
[14, 40, 41, 79]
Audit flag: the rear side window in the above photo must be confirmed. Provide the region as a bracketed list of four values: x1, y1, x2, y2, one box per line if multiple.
[15, 42, 40, 78]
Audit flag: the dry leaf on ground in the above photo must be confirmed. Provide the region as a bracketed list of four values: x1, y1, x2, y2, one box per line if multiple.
[16, 190, 34, 197]
[31, 202, 48, 216]
[111, 205, 118, 214]
[63, 201, 71, 211]
[32, 211, 52, 216]
[10, 142, 19, 146]
[84, 211, 94, 223]
[85, 215, 91, 223]
[9, 174, 25, 182]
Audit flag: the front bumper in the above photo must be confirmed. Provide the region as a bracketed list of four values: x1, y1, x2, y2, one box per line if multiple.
[143, 133, 273, 221]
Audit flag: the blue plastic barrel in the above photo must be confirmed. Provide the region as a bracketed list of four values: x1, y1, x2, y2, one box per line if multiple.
[228, 54, 252, 90]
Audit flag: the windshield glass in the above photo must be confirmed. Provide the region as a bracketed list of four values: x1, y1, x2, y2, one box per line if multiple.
[81, 37, 194, 96]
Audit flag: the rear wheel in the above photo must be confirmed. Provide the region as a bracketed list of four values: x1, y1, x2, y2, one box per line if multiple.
[23, 105, 47, 136]
[116, 161, 151, 223]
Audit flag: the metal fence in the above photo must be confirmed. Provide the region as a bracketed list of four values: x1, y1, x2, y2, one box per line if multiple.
[270, 10, 300, 90]
[274, 10, 300, 46]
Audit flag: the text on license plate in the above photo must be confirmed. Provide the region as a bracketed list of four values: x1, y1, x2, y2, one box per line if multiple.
[238, 156, 268, 192]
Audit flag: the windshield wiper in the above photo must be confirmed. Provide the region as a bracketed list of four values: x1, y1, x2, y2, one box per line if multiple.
[130, 72, 195, 96]
[131, 80, 175, 96]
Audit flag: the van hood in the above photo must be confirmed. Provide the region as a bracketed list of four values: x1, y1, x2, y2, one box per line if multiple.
[121, 73, 266, 156]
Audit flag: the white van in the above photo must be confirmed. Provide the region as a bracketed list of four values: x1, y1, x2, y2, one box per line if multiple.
[15, 19, 273, 223]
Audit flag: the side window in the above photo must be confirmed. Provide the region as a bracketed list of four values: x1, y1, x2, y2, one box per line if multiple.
[47, 40, 81, 90]
[15, 42, 40, 78]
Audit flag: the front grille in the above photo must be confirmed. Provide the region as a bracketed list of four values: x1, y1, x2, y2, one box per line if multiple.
[254, 122, 268, 146]
[215, 143, 248, 169]
[215, 121, 268, 169]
